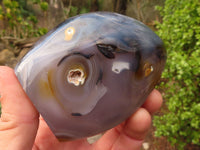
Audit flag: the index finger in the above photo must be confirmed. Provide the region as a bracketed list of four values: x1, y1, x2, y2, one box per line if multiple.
[142, 89, 163, 114]
[0, 66, 38, 122]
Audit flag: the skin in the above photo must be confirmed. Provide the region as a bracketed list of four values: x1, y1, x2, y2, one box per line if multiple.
[0, 66, 163, 150]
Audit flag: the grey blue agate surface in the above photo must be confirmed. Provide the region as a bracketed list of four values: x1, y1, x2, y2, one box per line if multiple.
[15, 12, 166, 140]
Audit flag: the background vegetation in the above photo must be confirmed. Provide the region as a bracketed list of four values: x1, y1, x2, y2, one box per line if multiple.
[0, 0, 48, 38]
[0, 0, 199, 150]
[154, 0, 200, 149]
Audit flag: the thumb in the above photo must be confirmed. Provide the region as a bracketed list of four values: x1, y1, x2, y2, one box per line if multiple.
[0, 66, 39, 150]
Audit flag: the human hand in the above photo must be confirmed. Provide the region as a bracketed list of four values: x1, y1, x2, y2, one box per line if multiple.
[0, 66, 163, 150]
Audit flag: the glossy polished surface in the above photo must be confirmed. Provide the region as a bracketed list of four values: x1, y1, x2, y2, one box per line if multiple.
[15, 12, 166, 140]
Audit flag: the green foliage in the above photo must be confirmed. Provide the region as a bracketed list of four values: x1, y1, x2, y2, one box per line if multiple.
[68, 6, 78, 17]
[0, 0, 48, 39]
[67, 0, 104, 17]
[154, 0, 200, 149]
[40, 1, 48, 12]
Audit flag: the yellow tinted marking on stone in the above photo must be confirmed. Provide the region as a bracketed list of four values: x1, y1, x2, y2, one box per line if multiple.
[47, 70, 66, 109]
[38, 70, 55, 98]
[65, 27, 75, 41]
[144, 63, 153, 77]
[39, 79, 53, 98]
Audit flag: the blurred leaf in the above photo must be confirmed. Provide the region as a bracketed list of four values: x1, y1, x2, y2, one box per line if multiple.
[40, 2, 49, 12]
[80, 7, 89, 14]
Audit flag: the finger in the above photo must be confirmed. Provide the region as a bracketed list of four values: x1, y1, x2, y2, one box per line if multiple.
[33, 117, 91, 150]
[0, 66, 39, 149]
[112, 108, 151, 150]
[33, 117, 60, 149]
[94, 108, 151, 150]
[142, 89, 163, 114]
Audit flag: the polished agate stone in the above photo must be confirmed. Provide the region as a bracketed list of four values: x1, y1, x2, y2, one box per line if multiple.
[15, 12, 166, 140]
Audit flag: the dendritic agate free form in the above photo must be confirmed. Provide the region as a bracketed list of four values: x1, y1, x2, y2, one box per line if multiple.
[15, 12, 166, 140]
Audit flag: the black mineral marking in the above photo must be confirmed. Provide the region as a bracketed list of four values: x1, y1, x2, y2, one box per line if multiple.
[57, 52, 94, 66]
[71, 113, 82, 116]
[97, 44, 116, 59]
[96, 69, 103, 85]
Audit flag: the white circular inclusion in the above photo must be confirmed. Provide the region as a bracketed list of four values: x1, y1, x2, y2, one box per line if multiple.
[67, 68, 86, 86]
